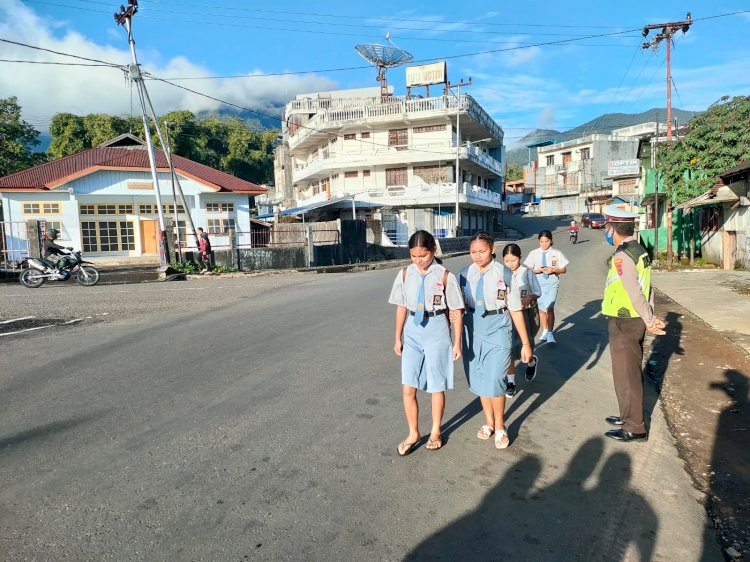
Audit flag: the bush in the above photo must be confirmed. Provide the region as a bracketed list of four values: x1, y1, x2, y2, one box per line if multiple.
[211, 265, 237, 273]
[169, 261, 199, 274]
[734, 260, 745, 271]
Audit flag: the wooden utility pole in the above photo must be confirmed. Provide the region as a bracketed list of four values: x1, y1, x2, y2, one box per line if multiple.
[642, 12, 692, 269]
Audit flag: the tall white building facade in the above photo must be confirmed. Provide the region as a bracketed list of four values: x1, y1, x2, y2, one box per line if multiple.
[270, 86, 505, 244]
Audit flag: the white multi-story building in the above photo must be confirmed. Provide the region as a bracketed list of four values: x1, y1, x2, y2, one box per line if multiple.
[268, 86, 505, 243]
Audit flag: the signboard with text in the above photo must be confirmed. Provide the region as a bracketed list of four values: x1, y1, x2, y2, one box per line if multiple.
[607, 159, 641, 177]
[406, 62, 447, 87]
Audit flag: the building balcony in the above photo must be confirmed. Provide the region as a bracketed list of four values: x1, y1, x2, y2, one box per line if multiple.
[287, 94, 504, 152]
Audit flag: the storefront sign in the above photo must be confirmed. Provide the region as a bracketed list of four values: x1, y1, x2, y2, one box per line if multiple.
[607, 159, 641, 177]
[406, 62, 447, 87]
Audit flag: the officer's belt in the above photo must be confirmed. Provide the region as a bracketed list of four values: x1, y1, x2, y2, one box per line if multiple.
[467, 308, 506, 317]
[409, 309, 446, 318]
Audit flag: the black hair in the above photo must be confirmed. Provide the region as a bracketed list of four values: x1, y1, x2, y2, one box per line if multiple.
[408, 230, 443, 263]
[502, 243, 522, 259]
[469, 231, 496, 258]
[538, 230, 553, 242]
[611, 222, 635, 236]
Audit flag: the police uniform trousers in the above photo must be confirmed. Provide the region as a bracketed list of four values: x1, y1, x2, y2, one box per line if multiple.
[402, 313, 453, 393]
[608, 317, 647, 434]
[462, 309, 512, 398]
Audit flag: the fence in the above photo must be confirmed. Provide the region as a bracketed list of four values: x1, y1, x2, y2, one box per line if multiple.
[1, 220, 33, 272]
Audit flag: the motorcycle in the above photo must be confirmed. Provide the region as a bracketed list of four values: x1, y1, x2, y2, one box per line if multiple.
[19, 250, 100, 288]
[568, 229, 579, 244]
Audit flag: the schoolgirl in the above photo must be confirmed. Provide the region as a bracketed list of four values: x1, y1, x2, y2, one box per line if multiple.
[502, 243, 542, 397]
[524, 230, 569, 343]
[458, 232, 532, 450]
[388, 230, 464, 456]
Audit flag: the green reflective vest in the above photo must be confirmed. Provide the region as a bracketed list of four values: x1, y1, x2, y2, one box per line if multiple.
[602, 242, 651, 318]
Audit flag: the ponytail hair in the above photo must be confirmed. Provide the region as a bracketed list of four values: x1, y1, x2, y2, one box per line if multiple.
[408, 230, 442, 264]
[469, 230, 496, 258]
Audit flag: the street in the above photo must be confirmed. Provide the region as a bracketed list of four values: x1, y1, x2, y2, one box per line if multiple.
[0, 219, 721, 561]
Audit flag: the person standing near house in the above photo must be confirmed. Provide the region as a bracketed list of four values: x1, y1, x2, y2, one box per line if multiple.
[524, 230, 569, 343]
[456, 233, 532, 450]
[196, 227, 212, 273]
[389, 230, 464, 455]
[601, 205, 665, 442]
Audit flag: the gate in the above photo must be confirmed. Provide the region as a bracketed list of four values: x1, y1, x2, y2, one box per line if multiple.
[1, 220, 33, 272]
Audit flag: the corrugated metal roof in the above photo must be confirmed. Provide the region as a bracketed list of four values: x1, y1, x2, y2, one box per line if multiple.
[0, 145, 265, 194]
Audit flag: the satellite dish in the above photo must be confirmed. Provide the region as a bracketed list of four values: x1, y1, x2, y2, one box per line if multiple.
[355, 35, 414, 101]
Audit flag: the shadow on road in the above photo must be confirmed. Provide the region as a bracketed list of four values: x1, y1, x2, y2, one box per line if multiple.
[0, 414, 101, 451]
[406, 437, 658, 560]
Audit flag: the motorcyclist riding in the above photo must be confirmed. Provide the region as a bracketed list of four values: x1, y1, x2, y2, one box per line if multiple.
[43, 228, 75, 275]
[568, 220, 579, 242]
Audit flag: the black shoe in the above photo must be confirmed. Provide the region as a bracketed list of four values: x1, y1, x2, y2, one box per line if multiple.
[505, 382, 517, 397]
[605, 429, 648, 442]
[605, 416, 624, 426]
[525, 355, 538, 381]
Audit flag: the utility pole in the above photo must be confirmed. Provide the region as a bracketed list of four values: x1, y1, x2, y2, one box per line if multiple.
[642, 12, 692, 269]
[446, 78, 471, 237]
[653, 112, 660, 264]
[115, 0, 170, 269]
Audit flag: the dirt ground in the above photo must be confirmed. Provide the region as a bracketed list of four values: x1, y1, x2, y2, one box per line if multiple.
[648, 290, 750, 559]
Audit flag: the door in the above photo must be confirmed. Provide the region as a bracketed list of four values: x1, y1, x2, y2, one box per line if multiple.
[723, 230, 736, 270]
[140, 220, 158, 254]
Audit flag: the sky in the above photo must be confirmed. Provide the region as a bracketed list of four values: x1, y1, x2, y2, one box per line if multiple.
[1, 0, 749, 147]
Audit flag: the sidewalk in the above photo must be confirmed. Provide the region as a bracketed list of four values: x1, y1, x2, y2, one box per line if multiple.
[650, 268, 750, 558]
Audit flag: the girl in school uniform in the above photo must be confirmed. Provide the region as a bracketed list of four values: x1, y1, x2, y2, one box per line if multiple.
[524, 230, 569, 343]
[458, 232, 532, 450]
[388, 230, 464, 456]
[502, 243, 542, 397]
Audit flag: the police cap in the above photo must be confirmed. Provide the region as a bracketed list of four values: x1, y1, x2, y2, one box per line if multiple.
[603, 205, 638, 223]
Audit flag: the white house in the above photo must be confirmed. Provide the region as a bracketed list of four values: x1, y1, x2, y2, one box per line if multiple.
[0, 135, 265, 261]
[266, 84, 506, 244]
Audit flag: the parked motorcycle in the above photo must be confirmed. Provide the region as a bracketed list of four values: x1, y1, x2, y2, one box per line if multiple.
[19, 250, 100, 288]
[568, 229, 578, 244]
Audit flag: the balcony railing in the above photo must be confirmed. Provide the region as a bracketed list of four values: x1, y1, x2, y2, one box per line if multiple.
[287, 94, 504, 150]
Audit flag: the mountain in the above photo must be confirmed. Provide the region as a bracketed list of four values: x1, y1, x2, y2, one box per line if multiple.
[506, 107, 701, 165]
[196, 107, 282, 131]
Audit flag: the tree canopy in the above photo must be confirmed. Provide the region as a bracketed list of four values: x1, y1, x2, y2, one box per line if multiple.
[47, 110, 279, 185]
[659, 95, 750, 203]
[0, 96, 45, 177]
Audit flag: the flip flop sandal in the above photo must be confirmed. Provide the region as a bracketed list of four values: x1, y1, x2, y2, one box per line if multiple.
[426, 436, 443, 451]
[495, 429, 510, 450]
[397, 439, 420, 457]
[477, 425, 495, 440]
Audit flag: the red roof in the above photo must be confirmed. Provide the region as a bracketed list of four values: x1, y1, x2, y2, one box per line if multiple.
[0, 145, 266, 194]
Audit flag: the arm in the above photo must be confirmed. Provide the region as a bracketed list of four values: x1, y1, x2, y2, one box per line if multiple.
[450, 313, 463, 360]
[509, 310, 532, 363]
[617, 254, 665, 335]
[394, 306, 407, 356]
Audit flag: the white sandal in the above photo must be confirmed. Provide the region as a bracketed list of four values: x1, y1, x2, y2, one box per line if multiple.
[477, 424, 494, 440]
[495, 429, 510, 449]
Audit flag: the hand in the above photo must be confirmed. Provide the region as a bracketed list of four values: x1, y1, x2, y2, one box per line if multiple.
[449, 309, 462, 323]
[394, 338, 403, 356]
[452, 344, 462, 361]
[521, 296, 533, 308]
[646, 318, 666, 335]
[520, 343, 532, 363]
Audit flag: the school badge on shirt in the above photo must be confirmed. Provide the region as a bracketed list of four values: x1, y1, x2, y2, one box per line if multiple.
[433, 294, 443, 306]
[496, 279, 506, 301]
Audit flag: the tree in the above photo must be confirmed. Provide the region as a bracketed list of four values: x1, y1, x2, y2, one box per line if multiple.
[658, 95, 750, 266]
[505, 162, 524, 182]
[0, 96, 45, 177]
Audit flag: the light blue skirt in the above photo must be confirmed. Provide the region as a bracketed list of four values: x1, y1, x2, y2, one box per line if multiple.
[537, 283, 559, 311]
[401, 313, 454, 393]
[462, 310, 512, 398]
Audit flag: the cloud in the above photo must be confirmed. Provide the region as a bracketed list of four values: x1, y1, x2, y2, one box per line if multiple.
[0, 0, 337, 131]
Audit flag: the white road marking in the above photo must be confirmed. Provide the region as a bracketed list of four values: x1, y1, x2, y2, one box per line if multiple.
[0, 316, 37, 324]
[0, 325, 54, 337]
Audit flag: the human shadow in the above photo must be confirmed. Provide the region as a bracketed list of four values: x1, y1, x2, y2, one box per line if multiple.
[702, 369, 750, 562]
[504, 299, 608, 441]
[0, 413, 102, 452]
[441, 397, 482, 441]
[406, 437, 659, 561]
[644, 307, 684, 393]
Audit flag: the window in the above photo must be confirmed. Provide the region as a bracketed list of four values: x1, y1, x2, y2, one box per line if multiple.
[43, 221, 64, 237]
[546, 155, 554, 166]
[163, 204, 186, 215]
[118, 204, 133, 214]
[79, 204, 95, 215]
[363, 170, 371, 177]
[562, 152, 572, 166]
[413, 124, 446, 134]
[698, 206, 721, 232]
[97, 204, 117, 215]
[386, 167, 408, 186]
[580, 147, 590, 160]
[206, 202, 234, 213]
[23, 202, 60, 214]
[360, 132, 370, 139]
[345, 171, 358, 178]
[330, 136, 337, 144]
[388, 128, 408, 150]
[414, 165, 449, 183]
[207, 218, 236, 234]
[344, 133, 356, 140]
[139, 204, 158, 215]
[81, 221, 135, 252]
[618, 179, 637, 194]
[80, 203, 132, 215]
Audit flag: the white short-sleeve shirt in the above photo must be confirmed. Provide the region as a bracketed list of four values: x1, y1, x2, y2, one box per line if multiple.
[388, 261, 464, 312]
[458, 261, 521, 312]
[524, 248, 569, 286]
[506, 266, 542, 311]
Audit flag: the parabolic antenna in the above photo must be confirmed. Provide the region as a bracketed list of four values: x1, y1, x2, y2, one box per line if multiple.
[355, 36, 414, 101]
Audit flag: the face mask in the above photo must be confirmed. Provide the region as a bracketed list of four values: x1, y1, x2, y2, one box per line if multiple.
[605, 228, 614, 246]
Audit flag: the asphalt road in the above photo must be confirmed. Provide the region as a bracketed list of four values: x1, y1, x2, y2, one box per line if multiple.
[0, 217, 720, 561]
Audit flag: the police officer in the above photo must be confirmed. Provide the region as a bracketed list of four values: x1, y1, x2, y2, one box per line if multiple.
[601, 206, 665, 442]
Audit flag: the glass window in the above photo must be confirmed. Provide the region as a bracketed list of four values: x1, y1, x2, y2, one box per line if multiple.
[360, 132, 370, 139]
[386, 167, 408, 186]
[79, 204, 95, 215]
[81, 221, 135, 252]
[388, 129, 408, 149]
[345, 171, 358, 178]
[97, 204, 117, 215]
[546, 155, 554, 166]
[344, 134, 356, 140]
[207, 218, 236, 234]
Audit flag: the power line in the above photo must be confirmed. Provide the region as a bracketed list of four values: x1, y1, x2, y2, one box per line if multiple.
[0, 59, 116, 67]
[0, 37, 124, 68]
